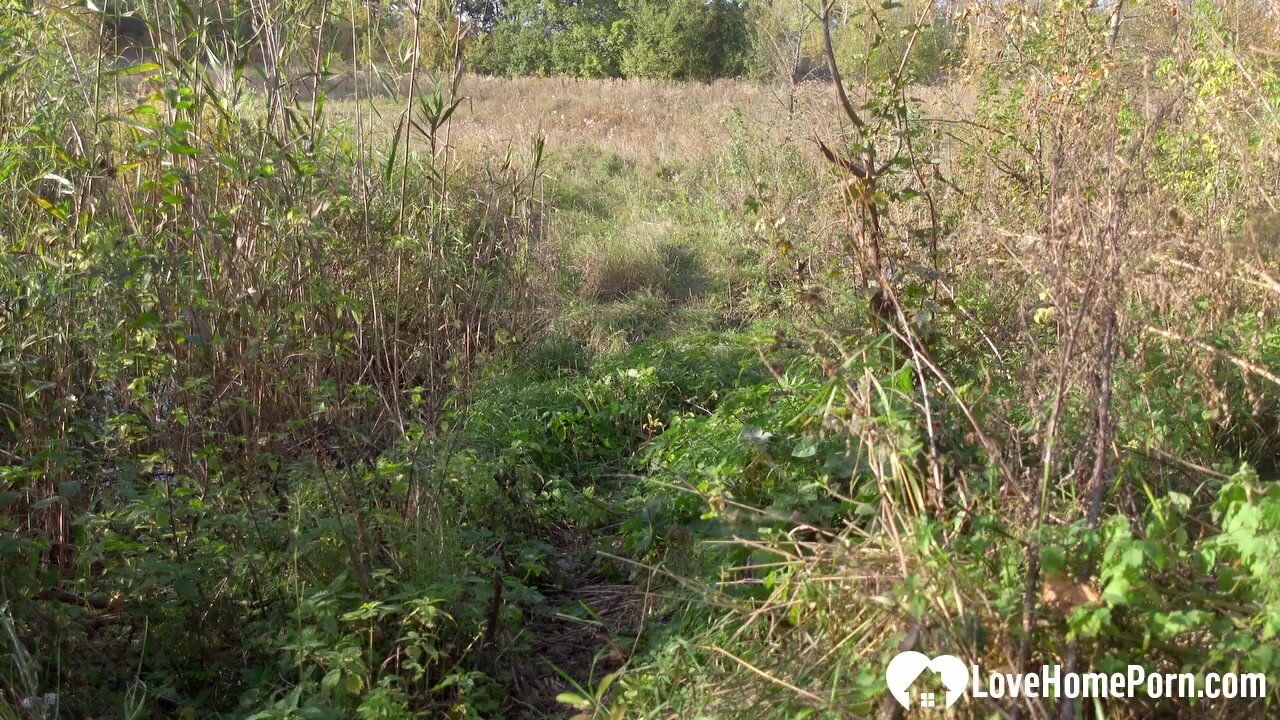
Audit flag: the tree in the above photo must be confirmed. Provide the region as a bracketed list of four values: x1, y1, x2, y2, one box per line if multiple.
[826, 0, 963, 84]
[456, 0, 502, 31]
[621, 0, 750, 80]
[748, 0, 817, 79]
[746, 0, 821, 115]
[466, 0, 628, 77]
[465, 0, 752, 80]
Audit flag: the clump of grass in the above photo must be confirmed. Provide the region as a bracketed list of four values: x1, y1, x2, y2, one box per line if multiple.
[576, 230, 671, 302]
[574, 220, 708, 303]
[559, 290, 676, 354]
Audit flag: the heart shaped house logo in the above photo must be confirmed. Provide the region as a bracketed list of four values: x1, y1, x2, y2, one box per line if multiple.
[885, 651, 970, 710]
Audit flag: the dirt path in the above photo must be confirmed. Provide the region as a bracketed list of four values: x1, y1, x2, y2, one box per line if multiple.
[506, 535, 649, 718]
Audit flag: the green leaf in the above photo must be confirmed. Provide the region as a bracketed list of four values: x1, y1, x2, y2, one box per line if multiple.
[0, 60, 29, 87]
[791, 440, 818, 458]
[555, 692, 592, 711]
[20, 376, 53, 397]
[105, 62, 162, 77]
[30, 496, 61, 510]
[175, 576, 199, 600]
[1041, 546, 1066, 574]
[0, 491, 20, 511]
[130, 311, 162, 329]
[595, 671, 617, 701]
[1151, 610, 1208, 640]
[1068, 606, 1111, 639]
[384, 116, 405, 184]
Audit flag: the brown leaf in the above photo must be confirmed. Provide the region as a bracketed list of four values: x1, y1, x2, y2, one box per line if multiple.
[1041, 572, 1101, 612]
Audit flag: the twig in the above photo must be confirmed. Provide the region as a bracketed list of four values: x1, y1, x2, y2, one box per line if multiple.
[701, 644, 829, 707]
[1127, 445, 1230, 481]
[1143, 325, 1280, 387]
[818, 1, 867, 132]
[36, 587, 114, 610]
[877, 622, 923, 720]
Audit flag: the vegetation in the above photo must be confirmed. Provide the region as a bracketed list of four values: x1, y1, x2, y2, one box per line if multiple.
[2, 0, 1280, 719]
[461, 0, 755, 81]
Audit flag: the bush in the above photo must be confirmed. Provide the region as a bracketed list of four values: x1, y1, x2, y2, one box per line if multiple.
[621, 0, 752, 80]
[468, 0, 752, 80]
[468, 0, 629, 78]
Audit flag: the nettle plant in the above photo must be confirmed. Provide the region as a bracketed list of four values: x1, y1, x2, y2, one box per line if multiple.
[1053, 464, 1280, 686]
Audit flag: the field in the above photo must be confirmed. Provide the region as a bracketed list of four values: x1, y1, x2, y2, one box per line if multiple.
[3, 2, 1280, 719]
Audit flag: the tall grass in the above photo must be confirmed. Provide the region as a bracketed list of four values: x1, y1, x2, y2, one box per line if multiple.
[607, 2, 1280, 718]
[1, 0, 547, 714]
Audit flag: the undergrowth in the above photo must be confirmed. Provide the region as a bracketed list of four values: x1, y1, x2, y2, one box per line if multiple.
[3, 0, 1280, 719]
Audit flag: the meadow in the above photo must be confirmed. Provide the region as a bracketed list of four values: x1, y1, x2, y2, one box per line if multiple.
[2, 1, 1280, 719]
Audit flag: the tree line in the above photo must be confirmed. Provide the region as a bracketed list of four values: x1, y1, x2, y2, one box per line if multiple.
[101, 0, 963, 83]
[463, 0, 753, 80]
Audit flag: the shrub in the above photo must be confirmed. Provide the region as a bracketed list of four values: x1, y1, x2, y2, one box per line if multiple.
[621, 0, 752, 80]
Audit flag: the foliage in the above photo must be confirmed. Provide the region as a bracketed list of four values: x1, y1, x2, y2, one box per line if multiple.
[619, 0, 751, 81]
[467, 0, 752, 80]
[3, 0, 1280, 718]
[466, 0, 631, 78]
[0, 0, 538, 715]
[825, 0, 963, 84]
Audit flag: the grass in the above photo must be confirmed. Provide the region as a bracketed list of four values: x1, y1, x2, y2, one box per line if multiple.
[326, 74, 975, 171]
[4, 2, 1280, 719]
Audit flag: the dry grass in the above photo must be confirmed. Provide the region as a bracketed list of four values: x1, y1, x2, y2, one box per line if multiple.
[449, 77, 785, 167]
[575, 221, 672, 302]
[329, 75, 783, 161]
[327, 74, 976, 169]
[574, 221, 709, 301]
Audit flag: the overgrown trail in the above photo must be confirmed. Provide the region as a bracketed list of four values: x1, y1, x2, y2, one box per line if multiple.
[508, 530, 649, 717]
[461, 149, 768, 716]
[460, 327, 767, 717]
